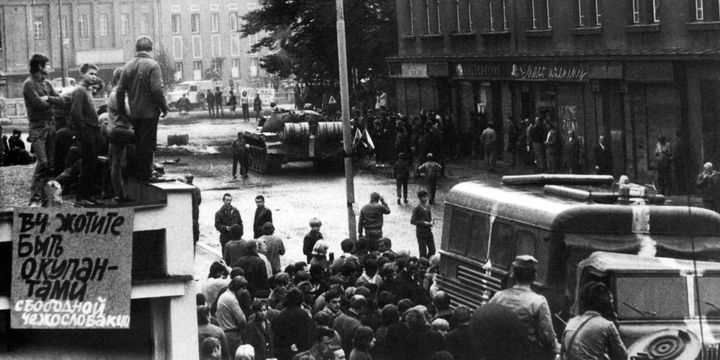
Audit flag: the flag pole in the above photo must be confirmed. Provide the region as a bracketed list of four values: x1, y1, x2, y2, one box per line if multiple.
[336, 0, 357, 241]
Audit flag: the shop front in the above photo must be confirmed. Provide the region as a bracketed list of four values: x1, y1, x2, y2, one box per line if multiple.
[389, 61, 450, 116]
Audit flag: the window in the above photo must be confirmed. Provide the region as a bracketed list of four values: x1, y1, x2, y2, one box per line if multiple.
[211, 34, 221, 57]
[231, 35, 240, 56]
[192, 35, 202, 58]
[172, 36, 183, 60]
[529, 0, 551, 29]
[140, 13, 150, 35]
[694, 0, 720, 21]
[121, 13, 130, 35]
[696, 0, 704, 20]
[211, 13, 219, 33]
[455, 0, 474, 32]
[247, 2, 258, 10]
[33, 17, 44, 39]
[489, 221, 515, 270]
[79, 14, 89, 38]
[174, 62, 183, 82]
[231, 58, 241, 78]
[578, 0, 601, 26]
[487, 0, 508, 32]
[229, 12, 238, 31]
[424, 0, 441, 34]
[62, 15, 70, 39]
[193, 61, 202, 80]
[172, 14, 181, 33]
[631, 0, 659, 24]
[250, 57, 259, 77]
[408, 0, 415, 35]
[99, 14, 108, 37]
[191, 13, 200, 33]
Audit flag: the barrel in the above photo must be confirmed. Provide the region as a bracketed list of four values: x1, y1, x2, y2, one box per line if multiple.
[283, 122, 310, 141]
[317, 121, 343, 139]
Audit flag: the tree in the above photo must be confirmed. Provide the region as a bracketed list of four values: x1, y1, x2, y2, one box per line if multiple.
[155, 45, 177, 89]
[240, 0, 396, 107]
[203, 57, 225, 80]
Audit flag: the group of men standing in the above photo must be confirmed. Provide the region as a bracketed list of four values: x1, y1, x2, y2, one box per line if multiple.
[206, 88, 264, 122]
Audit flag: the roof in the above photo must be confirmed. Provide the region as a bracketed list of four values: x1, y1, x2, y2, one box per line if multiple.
[445, 181, 720, 235]
[579, 251, 720, 274]
[387, 47, 720, 62]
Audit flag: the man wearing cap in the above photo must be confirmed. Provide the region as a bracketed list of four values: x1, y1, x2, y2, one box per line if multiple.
[215, 193, 243, 254]
[489, 255, 559, 360]
[417, 153, 443, 204]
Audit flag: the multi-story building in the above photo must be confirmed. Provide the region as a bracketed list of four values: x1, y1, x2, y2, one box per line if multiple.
[0, 0, 161, 98]
[157, 0, 271, 92]
[389, 0, 720, 188]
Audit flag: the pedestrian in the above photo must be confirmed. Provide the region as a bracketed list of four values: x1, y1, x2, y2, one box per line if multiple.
[227, 90, 237, 118]
[244, 299, 275, 360]
[224, 225, 248, 267]
[237, 240, 270, 298]
[561, 281, 627, 360]
[358, 192, 391, 251]
[393, 152, 412, 205]
[202, 261, 231, 308]
[401, 306, 445, 360]
[655, 135, 673, 194]
[216, 276, 249, 356]
[544, 120, 561, 174]
[198, 305, 232, 360]
[106, 67, 135, 204]
[254, 195, 273, 239]
[303, 218, 324, 263]
[529, 117, 547, 172]
[116, 36, 169, 183]
[565, 130, 582, 174]
[489, 255, 559, 360]
[334, 295, 367, 358]
[241, 90, 251, 122]
[178, 93, 191, 116]
[207, 89, 216, 118]
[234, 345, 255, 360]
[70, 63, 103, 206]
[232, 132, 250, 179]
[480, 122, 497, 171]
[215, 87, 224, 117]
[593, 135, 612, 175]
[254, 94, 263, 122]
[184, 174, 202, 247]
[200, 337, 223, 360]
[696, 162, 720, 212]
[349, 326, 375, 360]
[258, 222, 286, 274]
[417, 153, 443, 204]
[309, 240, 330, 270]
[272, 288, 316, 360]
[506, 116, 520, 167]
[22, 54, 65, 206]
[445, 305, 473, 360]
[411, 190, 435, 258]
[215, 193, 244, 254]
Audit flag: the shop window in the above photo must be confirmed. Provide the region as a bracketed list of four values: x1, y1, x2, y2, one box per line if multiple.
[424, 0, 441, 34]
[630, 0, 659, 24]
[578, 0, 602, 26]
[528, 0, 552, 29]
[455, 0, 475, 32]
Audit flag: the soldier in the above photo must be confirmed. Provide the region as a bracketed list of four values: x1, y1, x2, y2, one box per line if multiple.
[231, 132, 250, 179]
[206, 89, 215, 118]
[417, 153, 443, 204]
[214, 87, 223, 117]
[489, 255, 559, 360]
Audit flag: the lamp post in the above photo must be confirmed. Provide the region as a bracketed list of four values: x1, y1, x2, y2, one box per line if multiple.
[335, 0, 357, 241]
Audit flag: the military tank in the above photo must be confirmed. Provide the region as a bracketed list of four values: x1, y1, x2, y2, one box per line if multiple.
[243, 109, 344, 173]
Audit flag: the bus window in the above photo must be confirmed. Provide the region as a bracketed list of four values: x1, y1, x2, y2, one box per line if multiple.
[448, 208, 472, 256]
[468, 213, 490, 261]
[190, 85, 198, 91]
[515, 229, 537, 257]
[490, 221, 515, 270]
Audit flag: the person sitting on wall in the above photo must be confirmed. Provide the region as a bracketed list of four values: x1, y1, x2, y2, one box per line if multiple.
[8, 129, 35, 165]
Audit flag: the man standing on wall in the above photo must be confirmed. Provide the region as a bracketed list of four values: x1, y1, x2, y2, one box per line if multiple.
[116, 36, 169, 182]
[22, 54, 65, 206]
[70, 63, 103, 206]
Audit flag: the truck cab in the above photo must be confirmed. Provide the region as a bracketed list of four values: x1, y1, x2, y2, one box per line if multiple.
[576, 252, 720, 360]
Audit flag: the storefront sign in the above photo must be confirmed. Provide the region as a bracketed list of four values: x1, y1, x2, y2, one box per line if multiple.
[11, 208, 133, 329]
[454, 63, 509, 79]
[454, 62, 589, 81]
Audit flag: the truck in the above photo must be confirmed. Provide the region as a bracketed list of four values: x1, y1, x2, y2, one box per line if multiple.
[436, 175, 720, 359]
[165, 80, 216, 111]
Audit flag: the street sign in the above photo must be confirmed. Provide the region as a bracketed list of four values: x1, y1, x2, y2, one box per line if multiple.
[328, 96, 337, 104]
[10, 208, 134, 329]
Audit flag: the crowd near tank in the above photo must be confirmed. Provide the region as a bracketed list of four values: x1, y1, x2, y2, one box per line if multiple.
[243, 109, 344, 173]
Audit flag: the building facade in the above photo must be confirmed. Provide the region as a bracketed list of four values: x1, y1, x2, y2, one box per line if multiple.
[157, 0, 272, 93]
[390, 0, 720, 191]
[0, 0, 161, 98]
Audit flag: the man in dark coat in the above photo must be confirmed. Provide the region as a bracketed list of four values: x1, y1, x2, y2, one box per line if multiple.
[231, 132, 250, 179]
[236, 240, 269, 298]
[273, 288, 316, 360]
[253, 94, 263, 121]
[593, 135, 612, 175]
[333, 295, 367, 358]
[215, 193, 243, 254]
[253, 195, 273, 239]
[214, 87, 223, 117]
[206, 89, 216, 118]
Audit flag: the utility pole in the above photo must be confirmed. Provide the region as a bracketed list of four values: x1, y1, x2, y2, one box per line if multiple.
[57, 0, 67, 87]
[336, 0, 357, 241]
